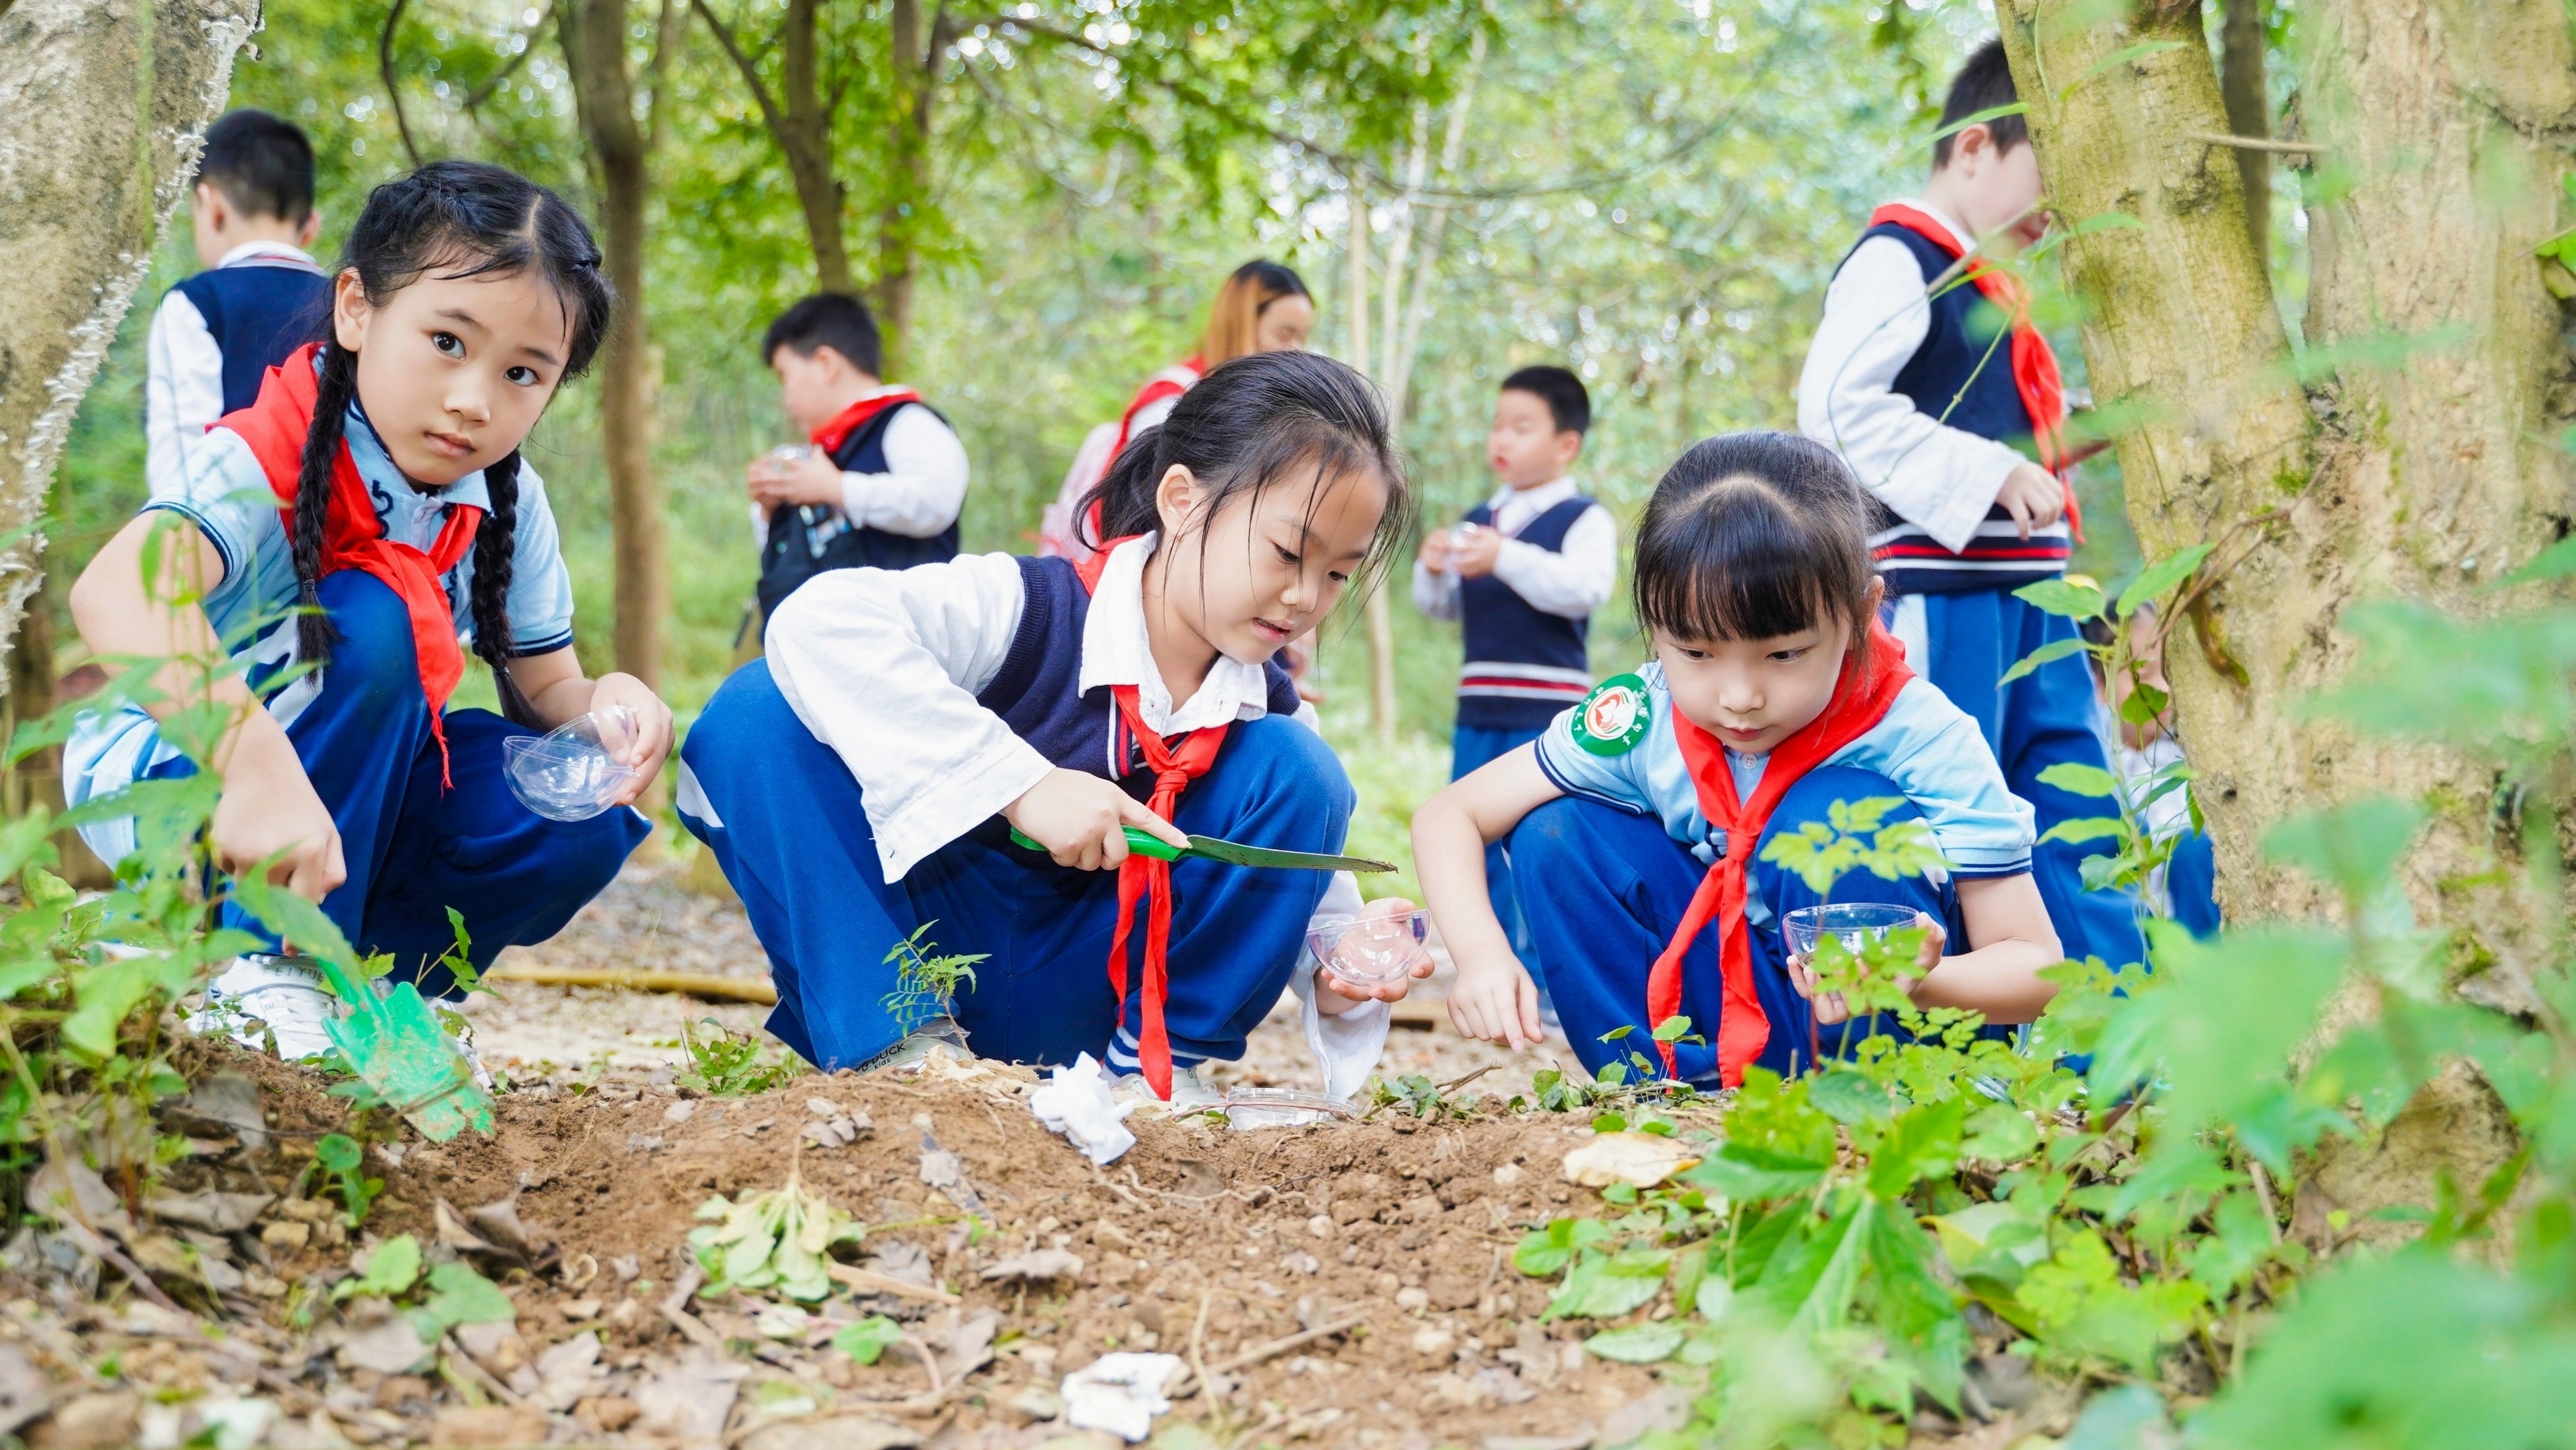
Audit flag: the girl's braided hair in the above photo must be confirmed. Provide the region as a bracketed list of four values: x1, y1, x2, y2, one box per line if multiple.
[294, 159, 613, 725]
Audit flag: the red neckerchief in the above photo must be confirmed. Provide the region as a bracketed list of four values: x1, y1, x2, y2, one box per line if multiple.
[1648, 625, 1915, 1085]
[1083, 358, 1204, 547]
[1868, 203, 2083, 541]
[220, 343, 483, 786]
[809, 388, 924, 457]
[1075, 535, 1227, 1101]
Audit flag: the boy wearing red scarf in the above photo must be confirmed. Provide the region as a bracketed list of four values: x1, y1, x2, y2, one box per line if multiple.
[745, 293, 970, 623]
[1795, 40, 2147, 973]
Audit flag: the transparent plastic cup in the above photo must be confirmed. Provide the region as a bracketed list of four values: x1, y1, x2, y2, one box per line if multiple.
[1221, 1086, 1355, 1130]
[1305, 909, 1432, 988]
[1782, 903, 1923, 961]
[503, 706, 640, 822]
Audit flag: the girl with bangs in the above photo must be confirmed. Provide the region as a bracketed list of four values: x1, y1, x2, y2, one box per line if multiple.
[1413, 431, 2061, 1087]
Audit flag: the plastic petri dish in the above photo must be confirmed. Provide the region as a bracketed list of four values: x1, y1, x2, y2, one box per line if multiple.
[503, 706, 640, 822]
[1305, 909, 1432, 987]
[1782, 902, 1922, 961]
[1221, 1087, 1355, 1130]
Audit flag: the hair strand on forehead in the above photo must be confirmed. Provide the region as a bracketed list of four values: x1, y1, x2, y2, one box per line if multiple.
[1633, 430, 1878, 652]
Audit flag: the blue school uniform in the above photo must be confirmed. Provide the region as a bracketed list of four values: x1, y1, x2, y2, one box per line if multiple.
[1515, 661, 2035, 1084]
[65, 360, 644, 989]
[675, 538, 1361, 1080]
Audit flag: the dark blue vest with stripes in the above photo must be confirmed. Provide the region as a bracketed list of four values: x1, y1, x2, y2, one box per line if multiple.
[1455, 496, 1596, 732]
[757, 402, 963, 623]
[963, 555, 1300, 850]
[170, 262, 333, 414]
[1835, 221, 2070, 597]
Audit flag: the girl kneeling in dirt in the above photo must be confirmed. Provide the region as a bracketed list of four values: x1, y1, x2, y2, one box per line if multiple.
[677, 350, 1422, 1101]
[65, 162, 673, 1059]
[1413, 431, 2061, 1088]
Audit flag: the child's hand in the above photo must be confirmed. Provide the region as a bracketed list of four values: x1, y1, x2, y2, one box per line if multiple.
[1004, 768, 1191, 872]
[1994, 462, 2065, 541]
[1447, 955, 1546, 1048]
[747, 449, 846, 510]
[1449, 524, 1503, 578]
[212, 728, 347, 902]
[1417, 530, 1455, 575]
[1317, 897, 1435, 1006]
[588, 673, 674, 802]
[1786, 911, 1941, 1026]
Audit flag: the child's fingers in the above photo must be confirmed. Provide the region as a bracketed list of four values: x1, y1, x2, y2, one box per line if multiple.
[1116, 797, 1190, 852]
[1516, 974, 1546, 1047]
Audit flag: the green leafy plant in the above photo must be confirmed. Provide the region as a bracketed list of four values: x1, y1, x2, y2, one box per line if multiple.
[1362, 1072, 1480, 1121]
[678, 1016, 805, 1096]
[831, 1315, 905, 1364]
[296, 1132, 383, 1227]
[878, 922, 986, 1034]
[688, 1165, 867, 1302]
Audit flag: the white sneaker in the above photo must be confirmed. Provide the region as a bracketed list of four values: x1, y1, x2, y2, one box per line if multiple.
[193, 955, 342, 1062]
[1116, 1061, 1225, 1110]
[857, 1017, 972, 1074]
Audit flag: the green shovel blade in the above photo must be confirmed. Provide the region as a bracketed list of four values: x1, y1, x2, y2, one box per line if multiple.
[1009, 825, 1393, 873]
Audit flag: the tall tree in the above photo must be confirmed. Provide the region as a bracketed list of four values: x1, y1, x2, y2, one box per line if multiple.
[560, 0, 687, 688]
[2218, 0, 2270, 260]
[694, 0, 858, 295]
[1999, 0, 2573, 1208]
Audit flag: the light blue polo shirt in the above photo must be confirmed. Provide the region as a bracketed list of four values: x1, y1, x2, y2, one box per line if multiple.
[1534, 661, 2035, 879]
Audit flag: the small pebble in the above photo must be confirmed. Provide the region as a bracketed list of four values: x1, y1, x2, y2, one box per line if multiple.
[804, 1097, 841, 1117]
[1411, 1325, 1455, 1358]
[1306, 1214, 1332, 1239]
[1492, 1163, 1523, 1188]
[662, 1100, 695, 1124]
[1395, 1287, 1430, 1312]
[261, 1221, 310, 1252]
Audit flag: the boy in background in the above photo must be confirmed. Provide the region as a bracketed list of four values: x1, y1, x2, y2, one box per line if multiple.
[146, 109, 329, 501]
[745, 293, 969, 623]
[1415, 365, 1616, 1002]
[1797, 39, 2145, 971]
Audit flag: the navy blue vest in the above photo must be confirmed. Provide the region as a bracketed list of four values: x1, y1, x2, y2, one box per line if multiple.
[965, 555, 1301, 850]
[1832, 223, 2071, 596]
[756, 402, 964, 621]
[1455, 496, 1597, 731]
[170, 262, 333, 414]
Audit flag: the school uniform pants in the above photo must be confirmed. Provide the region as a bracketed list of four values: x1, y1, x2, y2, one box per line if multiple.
[1451, 721, 1546, 1000]
[1901, 588, 2149, 971]
[675, 659, 1355, 1074]
[1511, 766, 1981, 1085]
[2165, 827, 2221, 939]
[136, 571, 646, 994]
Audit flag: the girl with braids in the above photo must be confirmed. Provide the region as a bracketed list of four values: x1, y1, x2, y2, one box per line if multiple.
[679, 350, 1418, 1102]
[1414, 432, 2059, 1087]
[65, 160, 671, 1059]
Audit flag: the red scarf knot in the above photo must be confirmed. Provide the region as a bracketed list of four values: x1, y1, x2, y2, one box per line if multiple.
[808, 388, 924, 459]
[219, 343, 484, 788]
[1078, 535, 1231, 1101]
[1867, 204, 2083, 543]
[1644, 625, 1915, 1086]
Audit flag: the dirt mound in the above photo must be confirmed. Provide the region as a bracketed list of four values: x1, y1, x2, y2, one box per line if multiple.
[8, 1041, 1694, 1449]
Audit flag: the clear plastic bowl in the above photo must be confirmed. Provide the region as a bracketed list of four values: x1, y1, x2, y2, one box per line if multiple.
[503, 706, 640, 822]
[1305, 909, 1432, 987]
[1783, 902, 1923, 961]
[1222, 1087, 1354, 1129]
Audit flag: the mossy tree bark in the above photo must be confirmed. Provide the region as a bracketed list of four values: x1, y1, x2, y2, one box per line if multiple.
[2002, 0, 2576, 1229]
[0, 0, 261, 678]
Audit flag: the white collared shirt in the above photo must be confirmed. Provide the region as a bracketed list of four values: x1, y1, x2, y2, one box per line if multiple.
[747, 384, 971, 547]
[1795, 198, 2034, 553]
[145, 240, 326, 503]
[1410, 476, 1617, 622]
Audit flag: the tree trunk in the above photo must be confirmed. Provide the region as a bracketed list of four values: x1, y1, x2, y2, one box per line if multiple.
[1343, 195, 1402, 742]
[2219, 0, 2270, 262]
[561, 0, 668, 689]
[2002, 0, 2574, 1226]
[0, 0, 260, 672]
[874, 0, 936, 380]
[694, 0, 853, 293]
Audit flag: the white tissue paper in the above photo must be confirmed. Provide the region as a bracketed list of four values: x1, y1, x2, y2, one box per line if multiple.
[1029, 1051, 1138, 1165]
[1061, 1351, 1186, 1441]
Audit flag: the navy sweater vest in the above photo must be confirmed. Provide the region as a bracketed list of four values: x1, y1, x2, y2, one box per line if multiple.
[757, 402, 963, 621]
[170, 264, 333, 414]
[1835, 221, 2070, 597]
[1455, 495, 1596, 733]
[963, 555, 1300, 847]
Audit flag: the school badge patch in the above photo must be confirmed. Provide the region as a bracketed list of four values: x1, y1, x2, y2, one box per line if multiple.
[1573, 673, 1652, 756]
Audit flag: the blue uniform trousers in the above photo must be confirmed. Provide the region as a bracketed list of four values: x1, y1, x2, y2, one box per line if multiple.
[2166, 827, 2221, 939]
[1512, 766, 1972, 1084]
[1912, 589, 2148, 970]
[677, 660, 1354, 1074]
[189, 571, 646, 993]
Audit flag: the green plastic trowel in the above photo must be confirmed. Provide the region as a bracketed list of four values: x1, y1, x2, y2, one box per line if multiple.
[231, 878, 493, 1142]
[1009, 825, 1393, 873]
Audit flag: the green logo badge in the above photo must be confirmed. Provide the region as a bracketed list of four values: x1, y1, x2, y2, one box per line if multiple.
[1572, 673, 1653, 756]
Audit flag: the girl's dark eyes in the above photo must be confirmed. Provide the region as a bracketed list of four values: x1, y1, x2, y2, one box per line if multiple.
[504, 366, 542, 386]
[431, 331, 464, 358]
[1769, 648, 1810, 663]
[1328, 569, 1350, 584]
[1273, 543, 1301, 566]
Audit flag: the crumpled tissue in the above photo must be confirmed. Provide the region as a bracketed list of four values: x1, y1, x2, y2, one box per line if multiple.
[1029, 1051, 1138, 1165]
[1061, 1351, 1185, 1441]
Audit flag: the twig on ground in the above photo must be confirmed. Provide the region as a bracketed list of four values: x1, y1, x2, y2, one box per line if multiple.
[1092, 1167, 1150, 1208]
[1437, 1064, 1499, 1095]
[826, 1261, 962, 1304]
[1208, 1313, 1368, 1375]
[96, 1241, 186, 1316]
[484, 964, 778, 1004]
[441, 1333, 527, 1407]
[2248, 1159, 2285, 1244]
[1171, 1287, 1222, 1402]
[658, 1265, 724, 1348]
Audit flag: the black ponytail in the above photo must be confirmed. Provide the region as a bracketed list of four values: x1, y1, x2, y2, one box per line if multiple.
[291, 159, 613, 712]
[1076, 350, 1414, 605]
[291, 343, 360, 666]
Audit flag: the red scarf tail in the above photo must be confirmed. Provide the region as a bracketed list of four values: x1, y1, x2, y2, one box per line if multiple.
[1102, 663, 1227, 1101]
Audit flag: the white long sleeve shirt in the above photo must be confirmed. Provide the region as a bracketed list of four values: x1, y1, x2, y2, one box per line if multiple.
[748, 391, 971, 548]
[1795, 199, 2032, 554]
[740, 533, 1389, 1093]
[144, 240, 323, 502]
[1411, 477, 1618, 621]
